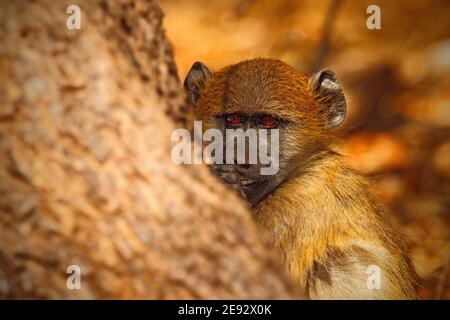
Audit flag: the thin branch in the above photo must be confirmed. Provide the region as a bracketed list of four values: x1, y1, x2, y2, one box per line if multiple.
[308, 0, 342, 74]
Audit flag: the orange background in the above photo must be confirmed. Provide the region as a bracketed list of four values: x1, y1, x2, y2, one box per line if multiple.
[160, 0, 450, 299]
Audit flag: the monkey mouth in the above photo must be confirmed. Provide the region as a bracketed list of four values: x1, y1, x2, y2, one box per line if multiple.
[240, 179, 269, 203]
[241, 179, 259, 186]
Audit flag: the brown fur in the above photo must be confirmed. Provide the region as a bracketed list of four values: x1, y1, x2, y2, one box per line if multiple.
[185, 58, 418, 299]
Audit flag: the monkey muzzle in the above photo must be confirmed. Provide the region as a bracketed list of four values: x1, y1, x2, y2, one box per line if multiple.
[235, 164, 273, 207]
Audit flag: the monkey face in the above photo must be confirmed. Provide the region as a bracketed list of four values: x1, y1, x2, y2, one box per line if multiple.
[184, 59, 346, 207]
[213, 111, 285, 207]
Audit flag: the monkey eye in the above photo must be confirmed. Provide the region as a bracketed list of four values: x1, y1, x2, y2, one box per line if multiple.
[225, 113, 242, 126]
[258, 115, 278, 128]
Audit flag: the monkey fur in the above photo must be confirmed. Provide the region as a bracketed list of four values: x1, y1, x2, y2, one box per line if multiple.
[184, 58, 418, 299]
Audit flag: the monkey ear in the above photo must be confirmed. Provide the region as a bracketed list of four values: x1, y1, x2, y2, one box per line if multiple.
[310, 69, 347, 127]
[183, 61, 212, 104]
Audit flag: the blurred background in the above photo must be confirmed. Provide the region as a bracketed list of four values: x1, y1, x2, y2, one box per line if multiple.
[159, 0, 450, 299]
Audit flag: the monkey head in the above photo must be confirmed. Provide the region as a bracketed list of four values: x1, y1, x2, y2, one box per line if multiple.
[184, 58, 347, 207]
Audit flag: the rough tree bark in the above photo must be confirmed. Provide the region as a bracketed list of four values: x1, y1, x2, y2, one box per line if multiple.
[0, 0, 300, 299]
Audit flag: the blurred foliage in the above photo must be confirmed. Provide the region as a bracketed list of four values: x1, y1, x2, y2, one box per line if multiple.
[160, 0, 450, 299]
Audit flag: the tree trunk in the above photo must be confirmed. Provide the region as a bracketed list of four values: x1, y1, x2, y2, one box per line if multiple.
[0, 0, 300, 299]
